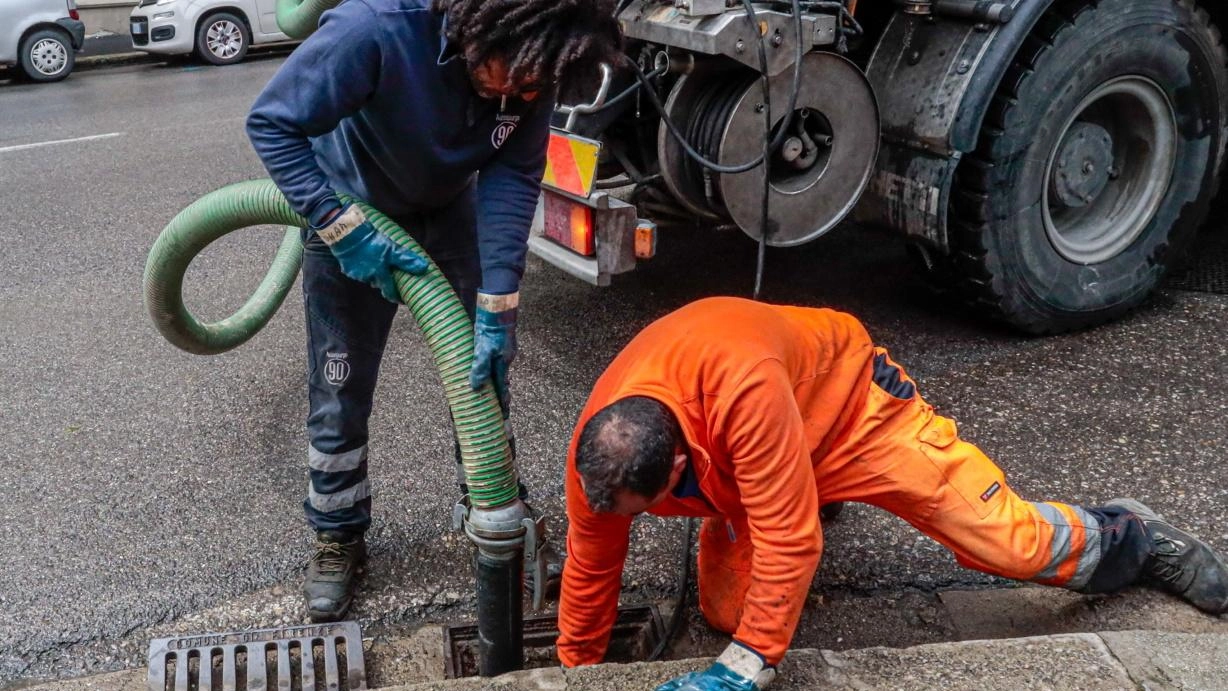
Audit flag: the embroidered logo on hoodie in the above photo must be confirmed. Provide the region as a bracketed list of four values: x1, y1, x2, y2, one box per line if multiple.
[492, 113, 520, 149]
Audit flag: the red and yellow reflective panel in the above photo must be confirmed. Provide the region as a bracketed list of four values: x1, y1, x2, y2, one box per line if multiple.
[542, 129, 602, 198]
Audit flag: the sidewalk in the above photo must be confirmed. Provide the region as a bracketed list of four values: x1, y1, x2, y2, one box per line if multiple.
[73, 31, 295, 70]
[77, 33, 153, 69]
[390, 630, 1227, 691]
[18, 630, 1228, 691]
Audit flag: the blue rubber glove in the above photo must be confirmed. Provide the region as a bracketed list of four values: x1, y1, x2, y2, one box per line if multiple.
[655, 643, 776, 691]
[316, 204, 429, 303]
[469, 291, 519, 416]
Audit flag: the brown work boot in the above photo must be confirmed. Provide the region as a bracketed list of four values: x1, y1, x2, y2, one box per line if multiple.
[1108, 498, 1228, 615]
[304, 530, 366, 622]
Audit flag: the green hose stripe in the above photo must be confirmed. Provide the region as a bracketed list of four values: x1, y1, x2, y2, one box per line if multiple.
[417, 299, 461, 335]
[452, 402, 502, 421]
[144, 179, 519, 509]
[434, 343, 475, 369]
[448, 398, 491, 416]
[420, 308, 468, 344]
[461, 438, 510, 455]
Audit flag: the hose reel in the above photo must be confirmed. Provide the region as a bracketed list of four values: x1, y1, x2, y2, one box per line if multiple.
[658, 52, 880, 246]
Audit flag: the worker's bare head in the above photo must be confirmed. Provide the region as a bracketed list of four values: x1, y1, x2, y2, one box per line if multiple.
[433, 0, 623, 103]
[576, 396, 688, 516]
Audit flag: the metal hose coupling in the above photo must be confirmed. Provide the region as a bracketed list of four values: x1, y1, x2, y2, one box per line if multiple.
[453, 496, 550, 610]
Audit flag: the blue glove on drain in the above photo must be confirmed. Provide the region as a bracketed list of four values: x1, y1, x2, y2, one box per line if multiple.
[655, 643, 776, 691]
[316, 204, 429, 304]
[469, 291, 518, 416]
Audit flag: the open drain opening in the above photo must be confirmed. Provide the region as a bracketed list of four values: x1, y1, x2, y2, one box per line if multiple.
[442, 605, 665, 679]
[148, 622, 365, 691]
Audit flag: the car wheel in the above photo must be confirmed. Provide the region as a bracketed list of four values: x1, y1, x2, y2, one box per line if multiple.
[195, 12, 250, 66]
[947, 0, 1228, 334]
[18, 28, 74, 82]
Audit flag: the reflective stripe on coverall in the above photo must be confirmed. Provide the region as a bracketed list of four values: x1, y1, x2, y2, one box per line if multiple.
[556, 297, 1107, 667]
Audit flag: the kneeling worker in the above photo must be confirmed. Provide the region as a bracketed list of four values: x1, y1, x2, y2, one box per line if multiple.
[556, 297, 1228, 691]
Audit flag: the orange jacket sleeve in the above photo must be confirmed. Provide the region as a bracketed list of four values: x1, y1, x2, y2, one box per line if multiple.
[715, 359, 823, 665]
[556, 432, 634, 667]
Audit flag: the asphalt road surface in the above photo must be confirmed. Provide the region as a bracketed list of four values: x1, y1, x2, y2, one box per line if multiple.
[2, 57, 1226, 685]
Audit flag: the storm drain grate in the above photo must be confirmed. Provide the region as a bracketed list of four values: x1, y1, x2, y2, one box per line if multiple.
[1166, 231, 1228, 294]
[442, 604, 664, 678]
[147, 621, 366, 691]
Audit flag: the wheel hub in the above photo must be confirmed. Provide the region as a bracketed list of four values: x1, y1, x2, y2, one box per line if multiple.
[209, 21, 241, 57]
[32, 39, 66, 75]
[1041, 76, 1177, 265]
[1051, 122, 1115, 209]
[771, 108, 832, 180]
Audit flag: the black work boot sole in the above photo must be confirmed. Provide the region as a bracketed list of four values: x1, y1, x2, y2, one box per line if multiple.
[1108, 498, 1228, 615]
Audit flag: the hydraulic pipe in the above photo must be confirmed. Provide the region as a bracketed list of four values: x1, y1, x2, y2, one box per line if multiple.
[475, 550, 524, 676]
[933, 0, 1013, 23]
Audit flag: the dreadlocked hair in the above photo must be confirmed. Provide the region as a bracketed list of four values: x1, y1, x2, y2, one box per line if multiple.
[434, 0, 623, 101]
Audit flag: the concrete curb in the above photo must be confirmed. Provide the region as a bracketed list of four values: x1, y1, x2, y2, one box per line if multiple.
[380, 631, 1228, 691]
[13, 630, 1228, 690]
[76, 52, 161, 70]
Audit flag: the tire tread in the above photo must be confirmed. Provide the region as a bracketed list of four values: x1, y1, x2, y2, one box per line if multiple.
[947, 0, 1228, 334]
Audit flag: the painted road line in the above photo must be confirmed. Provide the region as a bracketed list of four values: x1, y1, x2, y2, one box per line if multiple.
[0, 132, 124, 154]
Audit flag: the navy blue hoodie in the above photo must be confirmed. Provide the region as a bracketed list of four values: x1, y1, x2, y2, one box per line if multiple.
[246, 0, 550, 294]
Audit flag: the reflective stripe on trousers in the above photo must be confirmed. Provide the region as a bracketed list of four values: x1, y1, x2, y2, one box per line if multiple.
[694, 348, 1153, 634]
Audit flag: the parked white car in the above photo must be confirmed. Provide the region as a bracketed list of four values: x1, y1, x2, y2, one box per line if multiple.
[128, 0, 294, 66]
[0, 0, 85, 82]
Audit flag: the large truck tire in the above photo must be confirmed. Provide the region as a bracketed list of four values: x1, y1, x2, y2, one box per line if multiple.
[948, 0, 1228, 334]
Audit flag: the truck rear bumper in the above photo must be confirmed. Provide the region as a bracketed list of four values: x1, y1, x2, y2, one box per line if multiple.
[528, 235, 605, 285]
[529, 188, 646, 287]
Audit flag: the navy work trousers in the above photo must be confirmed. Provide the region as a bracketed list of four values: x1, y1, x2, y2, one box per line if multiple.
[300, 192, 479, 534]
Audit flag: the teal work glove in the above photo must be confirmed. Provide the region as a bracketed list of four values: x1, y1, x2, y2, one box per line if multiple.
[317, 204, 429, 303]
[656, 643, 776, 691]
[468, 291, 519, 416]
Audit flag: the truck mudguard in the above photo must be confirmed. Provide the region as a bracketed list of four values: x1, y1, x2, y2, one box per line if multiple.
[855, 0, 1061, 251]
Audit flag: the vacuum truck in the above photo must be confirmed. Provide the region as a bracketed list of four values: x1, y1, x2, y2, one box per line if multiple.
[532, 0, 1228, 333]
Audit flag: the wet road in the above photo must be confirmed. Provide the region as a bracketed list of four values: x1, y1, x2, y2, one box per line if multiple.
[1, 57, 1226, 684]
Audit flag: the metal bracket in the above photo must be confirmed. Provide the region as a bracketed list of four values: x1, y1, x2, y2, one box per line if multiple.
[453, 495, 534, 559]
[452, 494, 471, 533]
[453, 496, 550, 611]
[557, 63, 614, 132]
[521, 515, 548, 611]
[617, 0, 836, 76]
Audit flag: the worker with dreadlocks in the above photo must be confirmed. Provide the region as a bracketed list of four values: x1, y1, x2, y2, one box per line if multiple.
[246, 0, 621, 621]
[557, 297, 1228, 691]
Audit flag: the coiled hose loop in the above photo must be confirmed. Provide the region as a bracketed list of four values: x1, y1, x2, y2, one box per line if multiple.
[142, 179, 520, 509]
[274, 0, 340, 39]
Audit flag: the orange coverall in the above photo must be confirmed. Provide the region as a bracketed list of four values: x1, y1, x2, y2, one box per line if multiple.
[557, 297, 1104, 667]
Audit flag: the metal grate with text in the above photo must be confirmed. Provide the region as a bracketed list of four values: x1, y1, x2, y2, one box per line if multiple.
[147, 621, 366, 691]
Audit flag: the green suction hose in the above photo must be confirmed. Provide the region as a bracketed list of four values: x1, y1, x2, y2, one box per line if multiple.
[142, 179, 520, 510]
[275, 0, 339, 39]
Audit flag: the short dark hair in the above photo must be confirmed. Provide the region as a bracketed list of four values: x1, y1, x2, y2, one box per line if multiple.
[576, 396, 681, 512]
[434, 0, 623, 101]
